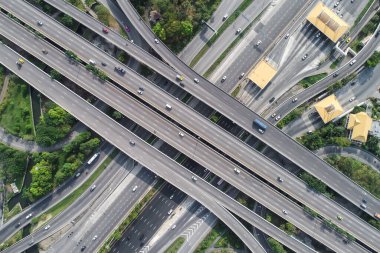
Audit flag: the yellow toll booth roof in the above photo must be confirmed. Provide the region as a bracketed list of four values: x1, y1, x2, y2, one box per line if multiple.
[314, 94, 343, 123]
[306, 1, 349, 43]
[247, 60, 277, 89]
[347, 112, 372, 143]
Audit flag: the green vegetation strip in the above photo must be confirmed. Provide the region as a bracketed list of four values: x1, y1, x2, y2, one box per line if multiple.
[354, 0, 375, 26]
[267, 238, 287, 253]
[31, 149, 118, 225]
[164, 237, 185, 253]
[0, 230, 23, 251]
[194, 222, 224, 253]
[204, 12, 261, 78]
[277, 106, 306, 129]
[190, 0, 254, 67]
[231, 84, 241, 98]
[299, 73, 327, 88]
[99, 179, 164, 253]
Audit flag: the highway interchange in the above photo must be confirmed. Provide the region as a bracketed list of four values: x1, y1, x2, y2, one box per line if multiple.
[47, 0, 380, 217]
[0, 0, 379, 252]
[0, 11, 367, 252]
[0, 3, 378, 251]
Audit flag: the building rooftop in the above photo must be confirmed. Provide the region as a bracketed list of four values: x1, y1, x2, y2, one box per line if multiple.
[306, 1, 349, 43]
[314, 94, 343, 123]
[347, 112, 372, 143]
[247, 59, 277, 89]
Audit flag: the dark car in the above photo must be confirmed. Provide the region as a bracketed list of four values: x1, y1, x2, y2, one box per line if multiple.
[81, 246, 86, 251]
[269, 97, 275, 103]
[333, 73, 339, 77]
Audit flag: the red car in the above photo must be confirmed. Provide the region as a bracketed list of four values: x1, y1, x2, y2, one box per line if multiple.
[102, 27, 109, 33]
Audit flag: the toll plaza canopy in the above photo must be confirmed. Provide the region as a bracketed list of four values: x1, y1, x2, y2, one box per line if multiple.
[248, 60, 277, 89]
[314, 94, 343, 123]
[306, 1, 349, 43]
[347, 112, 373, 143]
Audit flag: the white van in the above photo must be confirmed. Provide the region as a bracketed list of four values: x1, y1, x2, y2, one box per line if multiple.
[132, 186, 138, 192]
[89, 59, 96, 65]
[165, 104, 172, 110]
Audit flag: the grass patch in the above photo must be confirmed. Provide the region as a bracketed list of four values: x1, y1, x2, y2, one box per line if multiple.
[299, 73, 327, 88]
[231, 85, 241, 98]
[30, 149, 118, 227]
[0, 65, 4, 91]
[3, 203, 22, 222]
[99, 179, 164, 253]
[0, 75, 34, 140]
[190, 0, 254, 67]
[164, 237, 185, 253]
[277, 106, 306, 129]
[0, 229, 23, 251]
[92, 3, 119, 30]
[330, 58, 342, 69]
[326, 155, 380, 198]
[194, 222, 225, 253]
[214, 227, 244, 249]
[354, 0, 376, 26]
[65, 0, 85, 11]
[210, 112, 222, 123]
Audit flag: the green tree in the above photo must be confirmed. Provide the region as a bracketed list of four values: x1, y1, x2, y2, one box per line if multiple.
[60, 14, 74, 28]
[365, 51, 380, 68]
[300, 172, 327, 193]
[180, 20, 193, 37]
[29, 160, 53, 199]
[267, 238, 287, 253]
[280, 222, 297, 236]
[112, 110, 122, 120]
[50, 69, 62, 81]
[79, 138, 100, 155]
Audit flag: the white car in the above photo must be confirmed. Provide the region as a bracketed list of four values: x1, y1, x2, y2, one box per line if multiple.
[92, 235, 98, 241]
[334, 1, 340, 7]
[255, 40, 262, 46]
[154, 38, 159, 44]
[282, 209, 288, 214]
[258, 129, 264, 134]
[221, 76, 227, 82]
[44, 225, 51, 230]
[132, 185, 138, 192]
[302, 54, 308, 60]
[239, 73, 245, 79]
[316, 32, 321, 38]
[271, 113, 276, 118]
[284, 33, 290, 39]
[179, 132, 184, 137]
[137, 90, 143, 95]
[169, 194, 174, 200]
[275, 115, 281, 121]
[236, 28, 242, 34]
[350, 59, 356, 66]
[191, 176, 197, 181]
[90, 185, 96, 192]
[349, 97, 355, 102]
[222, 14, 228, 21]
[171, 224, 177, 230]
[89, 59, 96, 65]
[26, 213, 33, 219]
[292, 98, 298, 103]
[194, 78, 199, 83]
[37, 20, 43, 26]
[234, 168, 240, 174]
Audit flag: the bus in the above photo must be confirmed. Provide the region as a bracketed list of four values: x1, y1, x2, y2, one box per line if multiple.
[254, 119, 267, 131]
[87, 153, 100, 165]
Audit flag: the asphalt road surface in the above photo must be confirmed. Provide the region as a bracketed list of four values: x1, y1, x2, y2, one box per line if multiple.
[32, 0, 380, 220]
[0, 5, 376, 251]
[0, 44, 276, 253]
[0, 13, 372, 252]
